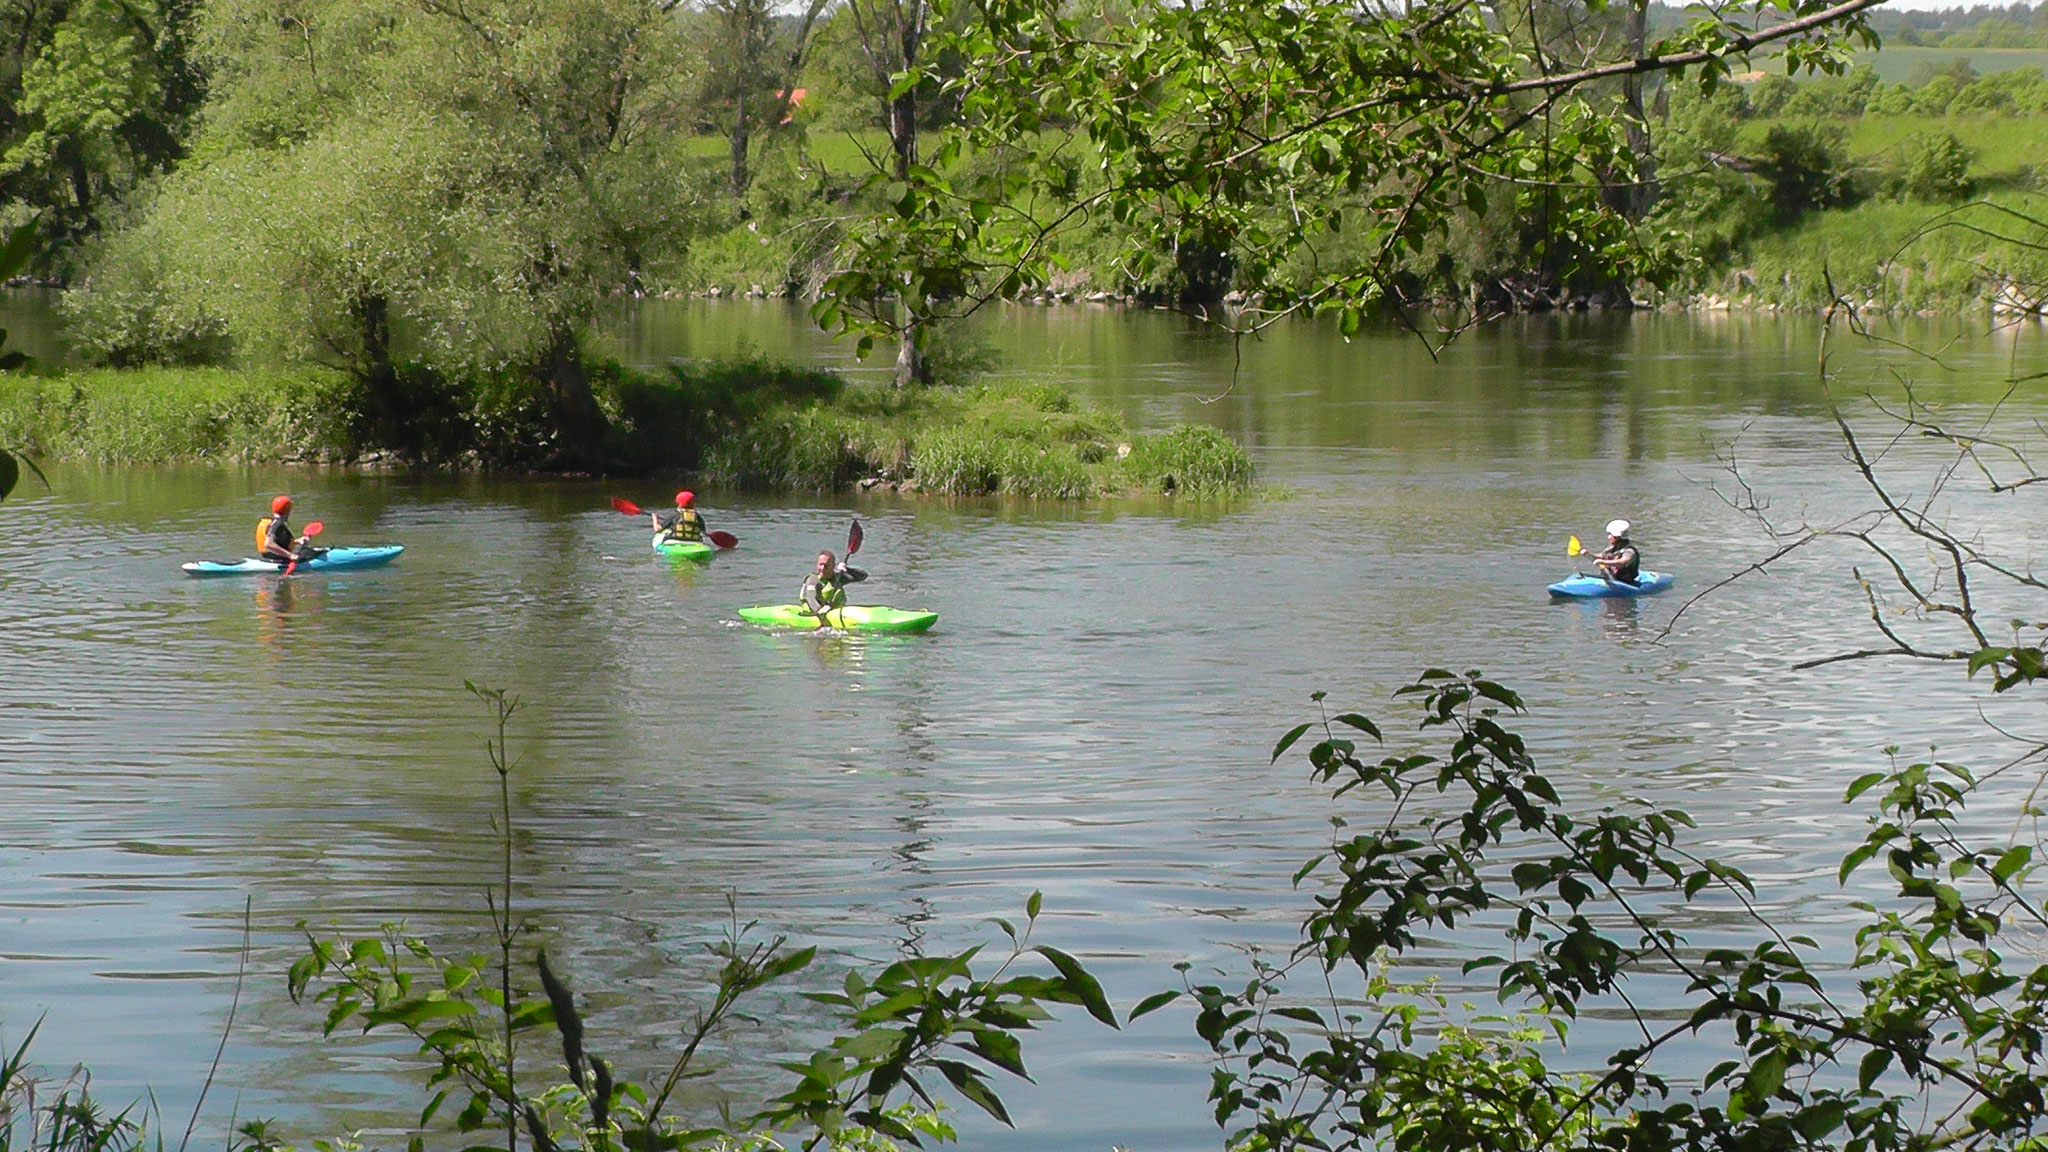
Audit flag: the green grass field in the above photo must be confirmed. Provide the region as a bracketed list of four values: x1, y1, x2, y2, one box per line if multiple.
[1851, 46, 2048, 85]
[681, 129, 893, 178]
[1840, 114, 2048, 187]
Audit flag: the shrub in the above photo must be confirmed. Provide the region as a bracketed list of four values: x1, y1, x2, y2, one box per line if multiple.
[1885, 131, 1977, 203]
[1116, 423, 1255, 495]
[1756, 122, 1861, 225]
[1912, 73, 1961, 116]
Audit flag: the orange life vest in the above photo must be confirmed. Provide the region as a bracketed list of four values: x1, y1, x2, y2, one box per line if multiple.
[256, 517, 274, 552]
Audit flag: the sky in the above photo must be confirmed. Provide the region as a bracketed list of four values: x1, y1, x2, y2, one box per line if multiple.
[1882, 0, 2035, 8]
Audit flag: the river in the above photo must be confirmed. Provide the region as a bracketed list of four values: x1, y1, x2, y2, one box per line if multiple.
[2, 300, 2045, 1151]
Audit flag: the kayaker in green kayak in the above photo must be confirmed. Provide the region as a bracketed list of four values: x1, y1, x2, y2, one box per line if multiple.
[800, 550, 867, 622]
[1590, 519, 1642, 584]
[650, 490, 709, 543]
[256, 495, 322, 564]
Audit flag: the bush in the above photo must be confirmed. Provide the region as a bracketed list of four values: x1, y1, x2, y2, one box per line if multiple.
[1913, 73, 1962, 116]
[1116, 423, 1255, 495]
[1757, 122, 1861, 225]
[1885, 131, 1977, 203]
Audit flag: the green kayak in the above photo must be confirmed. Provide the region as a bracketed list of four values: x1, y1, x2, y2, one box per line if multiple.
[738, 604, 939, 633]
[652, 534, 714, 561]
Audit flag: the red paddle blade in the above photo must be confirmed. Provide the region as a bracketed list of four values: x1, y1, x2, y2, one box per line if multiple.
[302, 521, 324, 537]
[707, 529, 739, 549]
[847, 519, 863, 557]
[611, 497, 645, 516]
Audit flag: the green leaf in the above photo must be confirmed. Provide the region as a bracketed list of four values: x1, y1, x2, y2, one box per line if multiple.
[1748, 1050, 1787, 1101]
[1034, 946, 1118, 1028]
[1857, 1047, 1891, 1090]
[1844, 771, 1887, 802]
[1330, 713, 1380, 740]
[1271, 723, 1312, 763]
[1026, 890, 1043, 920]
[1128, 990, 1179, 1020]
[935, 1060, 1013, 1126]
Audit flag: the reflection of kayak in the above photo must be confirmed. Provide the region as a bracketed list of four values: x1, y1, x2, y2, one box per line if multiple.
[182, 546, 405, 577]
[1547, 571, 1674, 599]
[652, 534, 714, 561]
[738, 604, 939, 633]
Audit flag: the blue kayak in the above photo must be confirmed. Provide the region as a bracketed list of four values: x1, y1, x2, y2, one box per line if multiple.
[182, 546, 405, 577]
[1547, 570, 1673, 599]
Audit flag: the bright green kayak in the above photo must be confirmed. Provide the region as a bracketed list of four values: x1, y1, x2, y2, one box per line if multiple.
[652, 534, 714, 561]
[738, 604, 939, 633]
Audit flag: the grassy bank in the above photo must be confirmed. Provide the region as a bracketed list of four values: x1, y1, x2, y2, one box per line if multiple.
[1727, 193, 2048, 311]
[703, 380, 1254, 497]
[0, 362, 1256, 498]
[1689, 112, 2048, 312]
[0, 366, 346, 463]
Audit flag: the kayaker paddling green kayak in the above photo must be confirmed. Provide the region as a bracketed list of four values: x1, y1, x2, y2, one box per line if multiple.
[741, 520, 938, 633]
[739, 604, 939, 633]
[611, 493, 738, 556]
[1551, 518, 1671, 598]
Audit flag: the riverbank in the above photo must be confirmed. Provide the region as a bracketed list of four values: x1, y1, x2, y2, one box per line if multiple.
[0, 362, 1254, 497]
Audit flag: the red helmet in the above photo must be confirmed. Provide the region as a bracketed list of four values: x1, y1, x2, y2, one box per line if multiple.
[271, 495, 292, 515]
[675, 490, 695, 508]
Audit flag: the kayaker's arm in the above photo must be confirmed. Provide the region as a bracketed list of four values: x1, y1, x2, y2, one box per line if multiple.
[839, 564, 867, 583]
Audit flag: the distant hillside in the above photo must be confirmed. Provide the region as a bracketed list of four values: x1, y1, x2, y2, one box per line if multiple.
[1651, 3, 2048, 50]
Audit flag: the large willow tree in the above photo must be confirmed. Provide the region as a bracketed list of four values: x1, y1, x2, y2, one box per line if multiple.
[70, 0, 713, 467]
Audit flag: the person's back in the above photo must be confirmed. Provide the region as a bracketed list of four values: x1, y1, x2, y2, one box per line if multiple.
[653, 491, 706, 542]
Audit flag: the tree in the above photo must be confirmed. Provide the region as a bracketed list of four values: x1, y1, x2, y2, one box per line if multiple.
[695, 0, 829, 198]
[0, 0, 202, 262]
[827, 0, 949, 386]
[813, 0, 1883, 354]
[70, 0, 719, 467]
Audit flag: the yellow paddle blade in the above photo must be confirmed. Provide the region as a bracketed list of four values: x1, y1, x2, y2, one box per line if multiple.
[1567, 535, 1583, 557]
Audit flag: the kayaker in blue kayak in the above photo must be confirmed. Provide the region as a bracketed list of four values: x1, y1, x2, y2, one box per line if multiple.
[801, 550, 867, 620]
[1590, 519, 1641, 584]
[257, 496, 322, 564]
[650, 490, 708, 543]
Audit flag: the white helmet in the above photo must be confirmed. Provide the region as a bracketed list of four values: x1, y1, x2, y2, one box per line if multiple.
[1606, 519, 1632, 537]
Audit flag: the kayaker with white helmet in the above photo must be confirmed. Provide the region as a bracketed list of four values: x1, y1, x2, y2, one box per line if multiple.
[1591, 519, 1641, 584]
[650, 490, 708, 543]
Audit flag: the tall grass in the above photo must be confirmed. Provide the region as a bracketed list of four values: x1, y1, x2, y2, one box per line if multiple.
[0, 367, 345, 463]
[1724, 193, 2048, 309]
[0, 361, 1254, 497]
[704, 380, 1255, 498]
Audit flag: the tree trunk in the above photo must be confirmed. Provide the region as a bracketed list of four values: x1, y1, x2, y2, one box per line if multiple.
[349, 292, 406, 453]
[888, 71, 918, 386]
[1621, 0, 1658, 219]
[893, 283, 923, 389]
[538, 326, 610, 469]
[731, 86, 751, 199]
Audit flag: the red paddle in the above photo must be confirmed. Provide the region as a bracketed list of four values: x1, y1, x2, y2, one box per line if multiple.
[611, 496, 738, 548]
[284, 521, 323, 575]
[847, 519, 863, 558]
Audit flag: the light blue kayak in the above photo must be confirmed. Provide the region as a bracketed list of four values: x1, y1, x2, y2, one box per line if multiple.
[1547, 570, 1673, 599]
[182, 546, 405, 577]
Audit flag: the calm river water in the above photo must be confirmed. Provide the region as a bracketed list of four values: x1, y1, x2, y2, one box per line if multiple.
[3, 301, 2047, 1150]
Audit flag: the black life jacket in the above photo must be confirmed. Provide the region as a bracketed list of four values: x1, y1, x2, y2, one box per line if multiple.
[1609, 538, 1641, 583]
